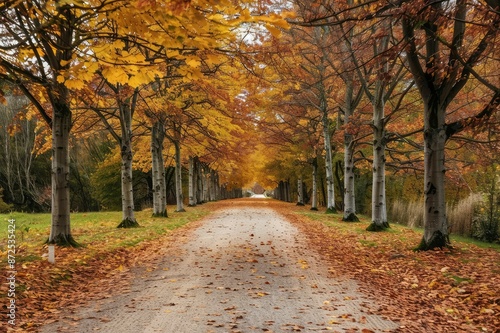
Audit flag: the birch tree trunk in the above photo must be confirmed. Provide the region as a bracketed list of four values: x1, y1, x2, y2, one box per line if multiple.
[321, 99, 336, 213]
[188, 156, 196, 206]
[367, 24, 391, 231]
[117, 98, 139, 228]
[297, 178, 304, 206]
[48, 96, 78, 245]
[342, 79, 359, 222]
[419, 102, 448, 249]
[173, 137, 185, 212]
[310, 157, 318, 211]
[151, 121, 167, 217]
[369, 101, 389, 230]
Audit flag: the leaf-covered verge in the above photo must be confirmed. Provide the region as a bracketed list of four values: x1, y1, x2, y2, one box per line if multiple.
[274, 203, 500, 333]
[0, 207, 211, 332]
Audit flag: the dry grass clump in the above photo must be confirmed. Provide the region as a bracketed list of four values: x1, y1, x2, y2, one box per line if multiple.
[389, 193, 485, 238]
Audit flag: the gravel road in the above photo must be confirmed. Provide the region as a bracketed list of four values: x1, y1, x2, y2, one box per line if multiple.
[41, 202, 398, 333]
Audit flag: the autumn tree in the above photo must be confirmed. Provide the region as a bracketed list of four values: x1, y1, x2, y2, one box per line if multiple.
[0, 0, 124, 245]
[400, 0, 499, 249]
[300, 0, 499, 249]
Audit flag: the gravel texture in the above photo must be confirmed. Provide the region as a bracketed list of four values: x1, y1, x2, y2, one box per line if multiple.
[41, 203, 398, 333]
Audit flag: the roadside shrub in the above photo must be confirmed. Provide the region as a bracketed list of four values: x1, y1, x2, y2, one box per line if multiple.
[0, 187, 12, 213]
[471, 194, 500, 243]
[472, 213, 500, 243]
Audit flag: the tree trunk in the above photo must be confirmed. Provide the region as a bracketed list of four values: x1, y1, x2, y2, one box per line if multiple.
[117, 101, 139, 228]
[342, 78, 359, 222]
[322, 105, 336, 213]
[210, 169, 217, 201]
[402, 17, 452, 250]
[173, 139, 185, 212]
[188, 156, 196, 206]
[342, 133, 359, 222]
[417, 102, 449, 249]
[48, 98, 78, 246]
[297, 178, 304, 206]
[311, 158, 318, 211]
[366, 22, 391, 231]
[151, 121, 167, 217]
[368, 104, 389, 231]
[196, 159, 203, 204]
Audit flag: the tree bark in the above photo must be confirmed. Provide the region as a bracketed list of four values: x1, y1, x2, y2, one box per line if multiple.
[402, 17, 451, 249]
[196, 158, 203, 204]
[188, 156, 196, 206]
[173, 135, 185, 212]
[311, 157, 318, 211]
[342, 79, 359, 222]
[368, 102, 389, 231]
[48, 96, 78, 246]
[117, 99, 139, 228]
[151, 121, 167, 217]
[418, 102, 449, 249]
[297, 178, 305, 206]
[343, 133, 359, 222]
[322, 100, 336, 213]
[367, 26, 391, 231]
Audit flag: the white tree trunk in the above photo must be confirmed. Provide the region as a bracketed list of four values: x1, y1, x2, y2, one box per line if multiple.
[370, 102, 388, 229]
[118, 101, 138, 227]
[311, 158, 318, 211]
[173, 139, 185, 212]
[188, 156, 196, 206]
[342, 80, 359, 222]
[297, 178, 304, 206]
[343, 133, 358, 221]
[322, 105, 336, 212]
[367, 23, 390, 231]
[151, 121, 167, 217]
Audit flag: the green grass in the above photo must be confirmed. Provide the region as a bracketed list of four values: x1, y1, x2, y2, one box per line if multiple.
[0, 205, 212, 264]
[449, 233, 500, 250]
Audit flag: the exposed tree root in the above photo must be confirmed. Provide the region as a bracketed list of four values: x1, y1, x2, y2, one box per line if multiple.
[415, 231, 450, 251]
[325, 207, 337, 214]
[296, 202, 305, 206]
[117, 217, 140, 228]
[366, 221, 390, 232]
[151, 210, 168, 218]
[46, 234, 81, 248]
[310, 207, 318, 211]
[342, 212, 360, 222]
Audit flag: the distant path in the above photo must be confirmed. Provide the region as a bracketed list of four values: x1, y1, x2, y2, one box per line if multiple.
[41, 201, 398, 332]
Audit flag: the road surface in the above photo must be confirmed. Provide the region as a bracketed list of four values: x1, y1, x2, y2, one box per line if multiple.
[41, 202, 398, 332]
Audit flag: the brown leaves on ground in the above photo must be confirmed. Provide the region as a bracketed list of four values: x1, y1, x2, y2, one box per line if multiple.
[6, 224, 200, 332]
[275, 202, 500, 333]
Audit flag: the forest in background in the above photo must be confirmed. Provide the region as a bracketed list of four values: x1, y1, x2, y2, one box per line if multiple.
[1, 0, 499, 247]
